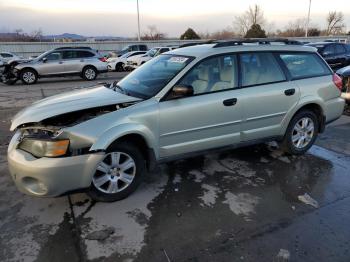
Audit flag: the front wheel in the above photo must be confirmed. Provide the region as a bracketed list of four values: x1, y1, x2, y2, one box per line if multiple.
[82, 66, 97, 81]
[87, 142, 145, 202]
[115, 63, 124, 72]
[280, 110, 319, 155]
[20, 69, 37, 85]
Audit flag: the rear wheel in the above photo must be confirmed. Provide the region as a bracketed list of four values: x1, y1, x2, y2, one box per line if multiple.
[280, 110, 319, 155]
[20, 68, 37, 85]
[82, 66, 97, 81]
[87, 142, 145, 202]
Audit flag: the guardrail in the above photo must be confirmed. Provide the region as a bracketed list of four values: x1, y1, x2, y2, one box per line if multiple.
[0, 36, 349, 58]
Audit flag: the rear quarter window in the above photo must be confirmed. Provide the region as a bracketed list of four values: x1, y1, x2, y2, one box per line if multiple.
[77, 51, 95, 58]
[279, 53, 331, 79]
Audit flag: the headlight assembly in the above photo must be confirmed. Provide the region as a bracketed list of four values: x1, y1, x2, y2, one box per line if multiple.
[19, 139, 69, 158]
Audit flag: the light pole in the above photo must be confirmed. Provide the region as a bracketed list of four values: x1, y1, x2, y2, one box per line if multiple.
[305, 0, 312, 37]
[137, 0, 141, 41]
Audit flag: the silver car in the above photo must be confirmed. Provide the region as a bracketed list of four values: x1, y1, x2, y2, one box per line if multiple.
[8, 39, 345, 202]
[13, 47, 108, 84]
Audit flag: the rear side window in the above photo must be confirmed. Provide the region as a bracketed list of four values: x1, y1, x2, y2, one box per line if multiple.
[77, 51, 95, 58]
[1, 53, 13, 58]
[279, 53, 331, 79]
[240, 52, 286, 87]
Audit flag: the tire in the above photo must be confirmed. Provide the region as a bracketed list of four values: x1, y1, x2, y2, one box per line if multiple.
[87, 142, 145, 202]
[20, 68, 37, 85]
[82, 66, 98, 81]
[115, 63, 124, 72]
[280, 110, 319, 155]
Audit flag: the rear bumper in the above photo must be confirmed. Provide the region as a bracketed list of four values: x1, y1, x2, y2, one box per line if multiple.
[324, 97, 345, 123]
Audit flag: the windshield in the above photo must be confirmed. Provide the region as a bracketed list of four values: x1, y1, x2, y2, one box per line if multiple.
[36, 50, 52, 60]
[146, 48, 159, 57]
[117, 54, 193, 99]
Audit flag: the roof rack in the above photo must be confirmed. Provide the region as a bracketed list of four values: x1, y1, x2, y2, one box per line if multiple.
[54, 46, 93, 50]
[212, 38, 302, 48]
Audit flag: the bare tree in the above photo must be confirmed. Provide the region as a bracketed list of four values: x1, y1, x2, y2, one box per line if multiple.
[31, 28, 43, 41]
[278, 19, 307, 37]
[233, 4, 266, 36]
[199, 27, 236, 40]
[141, 25, 166, 40]
[326, 11, 345, 35]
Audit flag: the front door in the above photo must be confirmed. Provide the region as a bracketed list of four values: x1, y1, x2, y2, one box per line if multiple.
[159, 54, 243, 158]
[36, 51, 65, 75]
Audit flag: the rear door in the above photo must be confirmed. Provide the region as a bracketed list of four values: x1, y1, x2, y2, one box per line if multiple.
[238, 52, 300, 141]
[334, 44, 347, 68]
[63, 50, 95, 73]
[322, 44, 337, 68]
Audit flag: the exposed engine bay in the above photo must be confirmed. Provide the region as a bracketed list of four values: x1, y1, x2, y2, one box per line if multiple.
[0, 59, 31, 85]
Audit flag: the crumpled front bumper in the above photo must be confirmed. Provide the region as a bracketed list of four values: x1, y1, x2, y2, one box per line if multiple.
[7, 131, 105, 197]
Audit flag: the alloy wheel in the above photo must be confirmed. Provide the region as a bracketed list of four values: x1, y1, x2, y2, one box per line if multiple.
[92, 152, 136, 194]
[85, 68, 96, 80]
[22, 71, 36, 84]
[291, 117, 315, 149]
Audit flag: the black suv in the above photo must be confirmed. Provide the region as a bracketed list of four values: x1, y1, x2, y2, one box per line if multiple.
[306, 42, 350, 70]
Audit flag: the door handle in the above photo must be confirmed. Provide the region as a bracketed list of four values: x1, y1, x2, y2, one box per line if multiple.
[223, 98, 237, 106]
[59, 61, 64, 64]
[284, 89, 295, 96]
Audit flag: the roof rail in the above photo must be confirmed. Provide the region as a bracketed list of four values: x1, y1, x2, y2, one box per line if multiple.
[178, 40, 216, 48]
[212, 38, 302, 48]
[54, 46, 93, 50]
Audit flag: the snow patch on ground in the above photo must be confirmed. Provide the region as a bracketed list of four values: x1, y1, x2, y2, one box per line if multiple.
[223, 192, 260, 221]
[199, 184, 220, 207]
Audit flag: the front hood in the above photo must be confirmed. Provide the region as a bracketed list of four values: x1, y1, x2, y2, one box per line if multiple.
[11, 85, 141, 130]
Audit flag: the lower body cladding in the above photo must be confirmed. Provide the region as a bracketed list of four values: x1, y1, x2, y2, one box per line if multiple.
[7, 134, 105, 197]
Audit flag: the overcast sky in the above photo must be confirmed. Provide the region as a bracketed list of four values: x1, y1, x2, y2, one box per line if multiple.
[0, 0, 349, 37]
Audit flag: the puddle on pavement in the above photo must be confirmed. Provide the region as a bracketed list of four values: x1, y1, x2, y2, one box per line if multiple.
[13, 144, 338, 262]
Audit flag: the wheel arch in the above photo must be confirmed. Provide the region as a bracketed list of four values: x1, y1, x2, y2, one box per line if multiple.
[89, 124, 158, 170]
[20, 67, 39, 77]
[82, 64, 98, 72]
[283, 101, 325, 136]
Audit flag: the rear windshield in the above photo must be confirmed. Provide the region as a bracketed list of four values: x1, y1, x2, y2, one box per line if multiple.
[279, 53, 332, 79]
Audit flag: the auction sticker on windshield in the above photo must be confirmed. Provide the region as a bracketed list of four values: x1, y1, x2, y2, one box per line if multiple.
[169, 56, 189, 63]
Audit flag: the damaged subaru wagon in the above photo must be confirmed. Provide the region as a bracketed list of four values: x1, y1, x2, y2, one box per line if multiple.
[8, 39, 345, 202]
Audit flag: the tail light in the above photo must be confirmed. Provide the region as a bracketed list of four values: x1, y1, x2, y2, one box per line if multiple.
[333, 73, 343, 91]
[99, 57, 107, 62]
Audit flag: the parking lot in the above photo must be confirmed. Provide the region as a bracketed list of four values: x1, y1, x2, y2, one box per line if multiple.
[0, 72, 350, 262]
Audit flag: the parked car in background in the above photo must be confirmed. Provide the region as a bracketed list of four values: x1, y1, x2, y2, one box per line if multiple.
[117, 44, 148, 57]
[125, 46, 176, 70]
[0, 52, 23, 62]
[7, 39, 344, 202]
[107, 51, 147, 71]
[336, 65, 350, 103]
[10, 47, 108, 85]
[306, 42, 350, 70]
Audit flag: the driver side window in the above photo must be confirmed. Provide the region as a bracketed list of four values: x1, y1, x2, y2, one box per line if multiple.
[178, 55, 238, 95]
[46, 52, 62, 61]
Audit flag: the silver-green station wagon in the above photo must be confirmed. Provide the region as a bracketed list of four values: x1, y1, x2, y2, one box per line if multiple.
[8, 39, 345, 202]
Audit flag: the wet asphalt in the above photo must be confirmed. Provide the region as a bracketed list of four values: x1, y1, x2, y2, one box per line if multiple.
[0, 75, 349, 262]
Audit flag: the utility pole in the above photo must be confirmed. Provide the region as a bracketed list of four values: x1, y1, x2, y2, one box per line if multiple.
[137, 0, 141, 41]
[305, 0, 312, 37]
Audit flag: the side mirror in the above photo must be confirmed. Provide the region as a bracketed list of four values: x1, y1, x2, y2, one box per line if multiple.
[42, 57, 47, 63]
[171, 85, 194, 99]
